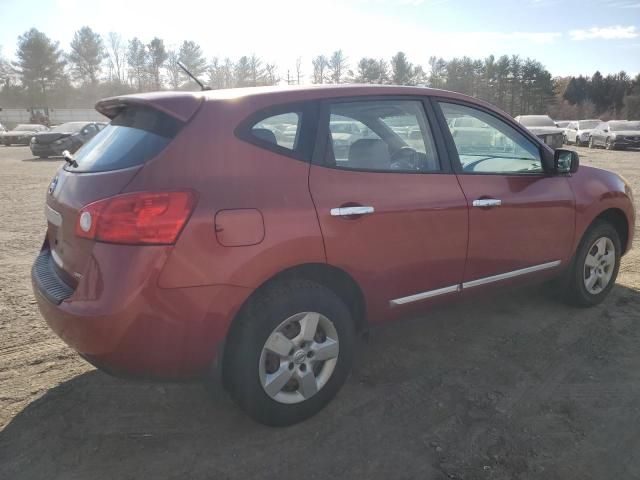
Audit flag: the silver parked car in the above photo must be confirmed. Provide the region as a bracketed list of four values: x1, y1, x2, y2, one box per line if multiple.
[564, 119, 601, 146]
[1, 124, 49, 146]
[589, 120, 640, 150]
[514, 115, 564, 149]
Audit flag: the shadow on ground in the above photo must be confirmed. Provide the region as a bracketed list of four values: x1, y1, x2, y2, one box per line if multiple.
[2, 285, 640, 480]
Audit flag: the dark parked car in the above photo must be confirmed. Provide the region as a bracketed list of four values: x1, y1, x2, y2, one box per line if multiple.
[588, 120, 640, 150]
[32, 86, 635, 426]
[30, 121, 106, 158]
[514, 115, 565, 149]
[1, 123, 49, 145]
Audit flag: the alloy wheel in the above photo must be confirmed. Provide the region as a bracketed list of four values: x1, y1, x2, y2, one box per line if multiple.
[583, 236, 615, 295]
[259, 311, 339, 404]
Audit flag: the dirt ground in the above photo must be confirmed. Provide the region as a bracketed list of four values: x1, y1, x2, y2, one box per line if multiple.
[0, 145, 639, 480]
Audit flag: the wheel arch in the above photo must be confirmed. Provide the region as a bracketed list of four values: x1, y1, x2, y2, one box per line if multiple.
[243, 263, 368, 333]
[593, 207, 630, 254]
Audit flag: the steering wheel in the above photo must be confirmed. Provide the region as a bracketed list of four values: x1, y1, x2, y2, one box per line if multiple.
[390, 146, 419, 170]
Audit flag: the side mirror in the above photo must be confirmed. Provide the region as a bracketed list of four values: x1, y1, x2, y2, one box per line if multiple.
[603, 128, 609, 133]
[554, 149, 579, 174]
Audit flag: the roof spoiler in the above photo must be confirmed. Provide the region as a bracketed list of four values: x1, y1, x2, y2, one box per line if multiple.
[95, 92, 204, 123]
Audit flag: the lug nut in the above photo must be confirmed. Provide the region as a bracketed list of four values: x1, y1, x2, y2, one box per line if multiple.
[299, 364, 306, 372]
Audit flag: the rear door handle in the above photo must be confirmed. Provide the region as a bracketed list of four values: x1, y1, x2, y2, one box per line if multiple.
[330, 206, 375, 217]
[472, 199, 502, 208]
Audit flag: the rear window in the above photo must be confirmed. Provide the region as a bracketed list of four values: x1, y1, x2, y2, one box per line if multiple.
[67, 106, 182, 173]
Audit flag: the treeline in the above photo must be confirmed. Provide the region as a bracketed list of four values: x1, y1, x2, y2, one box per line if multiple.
[0, 27, 638, 119]
[560, 72, 640, 119]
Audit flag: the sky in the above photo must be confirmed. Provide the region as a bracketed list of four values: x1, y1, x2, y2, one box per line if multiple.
[0, 0, 639, 79]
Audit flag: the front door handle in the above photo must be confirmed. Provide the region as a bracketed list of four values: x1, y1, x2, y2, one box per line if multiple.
[330, 206, 375, 217]
[472, 198, 502, 208]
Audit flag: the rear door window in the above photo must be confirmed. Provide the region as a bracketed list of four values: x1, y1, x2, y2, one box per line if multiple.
[250, 112, 300, 150]
[68, 106, 182, 173]
[324, 100, 440, 172]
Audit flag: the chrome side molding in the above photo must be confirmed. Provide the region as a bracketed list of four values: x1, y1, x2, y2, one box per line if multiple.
[389, 260, 561, 307]
[462, 260, 561, 289]
[390, 284, 461, 306]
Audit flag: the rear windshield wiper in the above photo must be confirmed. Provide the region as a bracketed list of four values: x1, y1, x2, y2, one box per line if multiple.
[62, 150, 78, 168]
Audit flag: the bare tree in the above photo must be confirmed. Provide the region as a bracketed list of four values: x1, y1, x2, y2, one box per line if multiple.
[165, 49, 182, 89]
[295, 56, 302, 84]
[106, 32, 126, 84]
[312, 55, 328, 84]
[127, 37, 147, 91]
[265, 63, 279, 85]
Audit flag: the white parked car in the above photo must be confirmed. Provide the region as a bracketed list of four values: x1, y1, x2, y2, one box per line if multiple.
[564, 119, 601, 146]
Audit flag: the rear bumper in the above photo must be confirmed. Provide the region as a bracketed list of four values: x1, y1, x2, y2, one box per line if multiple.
[31, 244, 251, 379]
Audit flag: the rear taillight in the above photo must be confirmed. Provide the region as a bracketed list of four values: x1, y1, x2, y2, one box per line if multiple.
[75, 191, 196, 245]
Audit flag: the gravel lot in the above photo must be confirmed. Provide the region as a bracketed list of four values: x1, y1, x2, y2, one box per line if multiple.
[1, 145, 639, 480]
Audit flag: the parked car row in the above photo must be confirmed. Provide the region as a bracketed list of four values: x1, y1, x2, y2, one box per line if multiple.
[516, 115, 640, 151]
[0, 121, 106, 157]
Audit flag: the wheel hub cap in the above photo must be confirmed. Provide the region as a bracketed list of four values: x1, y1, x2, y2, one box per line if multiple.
[259, 312, 340, 404]
[293, 350, 306, 364]
[583, 236, 615, 295]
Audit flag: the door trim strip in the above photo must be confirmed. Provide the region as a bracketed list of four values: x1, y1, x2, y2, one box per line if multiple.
[390, 284, 461, 306]
[462, 260, 561, 289]
[389, 260, 561, 307]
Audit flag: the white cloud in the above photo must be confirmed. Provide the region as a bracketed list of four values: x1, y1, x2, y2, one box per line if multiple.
[569, 25, 639, 40]
[603, 0, 640, 8]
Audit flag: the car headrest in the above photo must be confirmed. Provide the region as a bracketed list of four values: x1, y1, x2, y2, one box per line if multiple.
[253, 128, 277, 145]
[348, 139, 390, 170]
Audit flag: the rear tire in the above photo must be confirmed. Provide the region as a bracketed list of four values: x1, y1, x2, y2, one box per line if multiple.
[563, 220, 621, 308]
[223, 279, 355, 426]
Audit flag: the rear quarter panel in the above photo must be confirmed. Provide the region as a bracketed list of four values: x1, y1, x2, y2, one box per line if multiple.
[123, 99, 326, 289]
[568, 165, 635, 254]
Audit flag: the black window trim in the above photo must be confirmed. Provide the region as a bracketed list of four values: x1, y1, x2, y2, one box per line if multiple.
[429, 97, 556, 177]
[235, 101, 319, 163]
[311, 95, 452, 175]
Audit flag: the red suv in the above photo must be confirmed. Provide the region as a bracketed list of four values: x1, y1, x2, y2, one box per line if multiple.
[32, 86, 635, 425]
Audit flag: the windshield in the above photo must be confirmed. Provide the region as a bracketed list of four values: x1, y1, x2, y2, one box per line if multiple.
[51, 122, 85, 133]
[519, 116, 556, 127]
[578, 120, 599, 130]
[610, 121, 639, 131]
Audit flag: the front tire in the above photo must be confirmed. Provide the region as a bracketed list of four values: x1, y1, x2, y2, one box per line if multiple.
[563, 220, 621, 307]
[223, 279, 355, 426]
[605, 138, 613, 150]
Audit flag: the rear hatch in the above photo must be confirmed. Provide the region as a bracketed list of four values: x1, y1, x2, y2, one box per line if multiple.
[44, 93, 203, 285]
